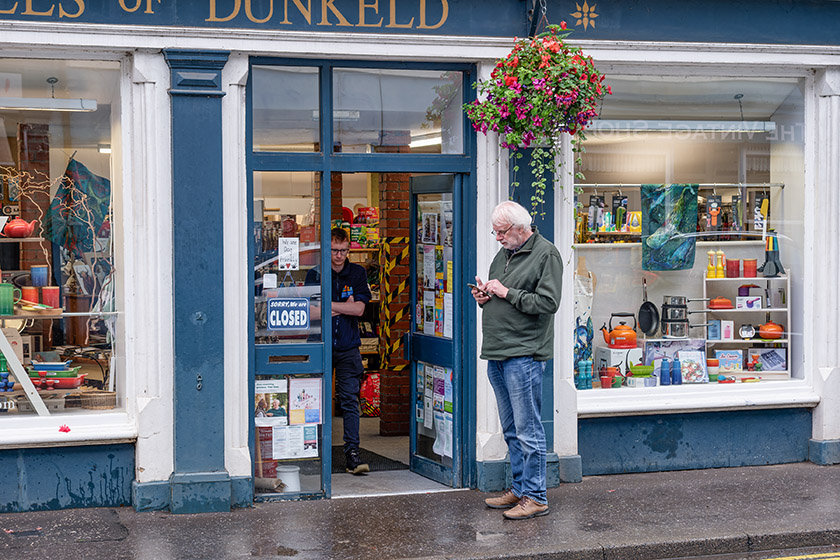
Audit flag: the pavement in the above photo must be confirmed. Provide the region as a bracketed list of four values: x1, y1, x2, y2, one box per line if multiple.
[1, 462, 840, 560]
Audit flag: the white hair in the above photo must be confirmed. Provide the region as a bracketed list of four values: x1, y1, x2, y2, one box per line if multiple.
[491, 200, 532, 230]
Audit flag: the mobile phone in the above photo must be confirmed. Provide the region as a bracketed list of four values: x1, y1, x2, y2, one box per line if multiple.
[467, 282, 489, 296]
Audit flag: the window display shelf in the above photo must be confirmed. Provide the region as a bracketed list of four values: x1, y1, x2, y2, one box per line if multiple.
[708, 339, 789, 345]
[702, 307, 788, 313]
[0, 237, 45, 243]
[705, 275, 788, 282]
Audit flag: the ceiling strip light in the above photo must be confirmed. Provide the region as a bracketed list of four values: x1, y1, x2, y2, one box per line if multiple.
[0, 97, 97, 112]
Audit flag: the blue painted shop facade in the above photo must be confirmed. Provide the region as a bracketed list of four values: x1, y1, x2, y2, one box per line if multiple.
[0, 0, 839, 513]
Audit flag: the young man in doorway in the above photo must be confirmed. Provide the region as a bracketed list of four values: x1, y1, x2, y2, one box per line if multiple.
[307, 227, 372, 474]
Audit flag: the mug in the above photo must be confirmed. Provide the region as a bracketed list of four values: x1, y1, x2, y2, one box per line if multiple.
[0, 283, 21, 315]
[30, 265, 48, 287]
[41, 286, 60, 309]
[20, 286, 38, 304]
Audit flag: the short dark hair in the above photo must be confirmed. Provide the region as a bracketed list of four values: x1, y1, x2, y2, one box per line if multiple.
[331, 227, 349, 243]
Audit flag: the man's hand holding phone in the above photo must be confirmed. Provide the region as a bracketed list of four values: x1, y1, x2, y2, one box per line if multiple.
[470, 277, 491, 304]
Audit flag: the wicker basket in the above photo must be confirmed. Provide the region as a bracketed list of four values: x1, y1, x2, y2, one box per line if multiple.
[79, 391, 117, 410]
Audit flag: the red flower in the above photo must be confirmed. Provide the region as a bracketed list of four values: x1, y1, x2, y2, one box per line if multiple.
[560, 21, 567, 29]
[59, 424, 71, 433]
[504, 75, 518, 86]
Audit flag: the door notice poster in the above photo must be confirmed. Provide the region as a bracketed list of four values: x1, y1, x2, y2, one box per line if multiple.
[255, 379, 288, 427]
[289, 377, 322, 425]
[272, 424, 319, 459]
[278, 237, 300, 271]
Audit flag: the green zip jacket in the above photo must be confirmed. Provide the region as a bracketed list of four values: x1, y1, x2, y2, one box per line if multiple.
[480, 228, 563, 362]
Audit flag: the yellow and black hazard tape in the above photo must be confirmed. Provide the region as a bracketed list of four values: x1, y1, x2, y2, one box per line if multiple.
[377, 236, 411, 370]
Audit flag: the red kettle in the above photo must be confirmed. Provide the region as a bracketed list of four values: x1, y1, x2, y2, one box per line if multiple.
[601, 313, 638, 349]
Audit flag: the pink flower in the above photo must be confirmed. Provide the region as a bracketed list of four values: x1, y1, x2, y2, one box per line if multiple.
[59, 425, 71, 433]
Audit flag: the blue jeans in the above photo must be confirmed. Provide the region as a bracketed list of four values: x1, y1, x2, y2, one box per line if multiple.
[487, 357, 547, 505]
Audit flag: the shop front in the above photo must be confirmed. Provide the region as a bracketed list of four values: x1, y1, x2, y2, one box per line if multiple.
[0, 0, 839, 514]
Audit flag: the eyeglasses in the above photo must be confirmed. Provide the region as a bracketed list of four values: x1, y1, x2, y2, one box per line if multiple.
[331, 248, 350, 255]
[491, 224, 514, 237]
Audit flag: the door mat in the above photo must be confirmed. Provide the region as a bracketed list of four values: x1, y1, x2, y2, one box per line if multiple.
[331, 446, 408, 473]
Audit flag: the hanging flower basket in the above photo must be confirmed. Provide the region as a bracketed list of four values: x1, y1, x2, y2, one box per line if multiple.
[464, 22, 611, 215]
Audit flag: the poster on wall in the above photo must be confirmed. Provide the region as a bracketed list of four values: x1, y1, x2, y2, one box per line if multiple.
[255, 379, 289, 426]
[289, 378, 322, 425]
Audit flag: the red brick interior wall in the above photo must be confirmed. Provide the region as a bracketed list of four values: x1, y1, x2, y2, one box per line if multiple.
[17, 124, 51, 273]
[377, 150, 411, 436]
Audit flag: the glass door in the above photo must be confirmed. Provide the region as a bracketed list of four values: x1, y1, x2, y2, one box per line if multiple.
[408, 174, 461, 486]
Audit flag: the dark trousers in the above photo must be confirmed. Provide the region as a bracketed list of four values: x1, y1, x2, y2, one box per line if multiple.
[334, 348, 364, 452]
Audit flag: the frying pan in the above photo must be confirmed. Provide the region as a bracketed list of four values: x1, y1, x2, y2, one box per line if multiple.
[638, 279, 660, 336]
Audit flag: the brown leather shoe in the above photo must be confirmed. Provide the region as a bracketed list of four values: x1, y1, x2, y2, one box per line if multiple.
[484, 489, 519, 509]
[503, 496, 549, 519]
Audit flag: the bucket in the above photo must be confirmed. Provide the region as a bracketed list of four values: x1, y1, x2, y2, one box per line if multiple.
[276, 465, 300, 492]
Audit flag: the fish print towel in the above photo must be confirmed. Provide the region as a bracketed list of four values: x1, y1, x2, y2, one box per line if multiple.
[641, 184, 698, 271]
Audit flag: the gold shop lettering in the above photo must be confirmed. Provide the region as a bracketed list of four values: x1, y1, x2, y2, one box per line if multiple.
[205, 0, 449, 29]
[119, 0, 161, 13]
[0, 0, 85, 17]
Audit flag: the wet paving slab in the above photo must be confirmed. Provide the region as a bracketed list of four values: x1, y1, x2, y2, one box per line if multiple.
[1, 462, 839, 559]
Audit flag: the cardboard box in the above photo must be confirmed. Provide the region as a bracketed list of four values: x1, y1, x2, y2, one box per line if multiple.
[707, 320, 721, 341]
[747, 347, 787, 372]
[715, 349, 743, 372]
[595, 345, 643, 377]
[736, 296, 762, 309]
[721, 320, 735, 341]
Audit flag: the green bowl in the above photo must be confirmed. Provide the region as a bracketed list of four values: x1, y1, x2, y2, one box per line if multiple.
[629, 364, 655, 376]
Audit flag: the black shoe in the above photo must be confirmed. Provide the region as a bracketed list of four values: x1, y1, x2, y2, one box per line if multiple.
[345, 448, 370, 475]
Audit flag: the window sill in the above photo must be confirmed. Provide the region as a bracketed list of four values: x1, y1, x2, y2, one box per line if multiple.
[0, 411, 135, 449]
[577, 379, 819, 418]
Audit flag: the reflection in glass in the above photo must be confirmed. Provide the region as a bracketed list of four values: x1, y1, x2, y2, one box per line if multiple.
[252, 66, 320, 152]
[254, 172, 322, 345]
[334, 69, 463, 154]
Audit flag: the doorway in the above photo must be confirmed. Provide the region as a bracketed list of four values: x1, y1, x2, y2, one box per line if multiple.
[247, 60, 476, 500]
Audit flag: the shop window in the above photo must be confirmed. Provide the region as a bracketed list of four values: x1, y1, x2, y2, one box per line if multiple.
[573, 75, 804, 390]
[333, 68, 464, 154]
[252, 66, 320, 152]
[0, 58, 120, 415]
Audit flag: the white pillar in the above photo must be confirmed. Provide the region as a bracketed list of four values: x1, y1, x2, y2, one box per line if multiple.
[810, 68, 840, 464]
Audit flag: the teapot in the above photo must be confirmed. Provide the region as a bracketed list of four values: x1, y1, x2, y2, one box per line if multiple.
[601, 312, 638, 349]
[758, 318, 784, 340]
[1, 217, 38, 238]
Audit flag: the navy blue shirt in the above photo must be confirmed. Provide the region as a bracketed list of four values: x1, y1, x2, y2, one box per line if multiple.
[305, 260, 371, 352]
